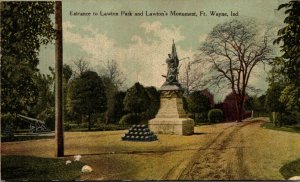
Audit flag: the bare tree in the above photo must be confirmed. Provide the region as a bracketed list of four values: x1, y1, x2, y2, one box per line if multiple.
[100, 59, 125, 88]
[98, 59, 126, 124]
[72, 58, 90, 76]
[198, 19, 272, 122]
[179, 60, 206, 95]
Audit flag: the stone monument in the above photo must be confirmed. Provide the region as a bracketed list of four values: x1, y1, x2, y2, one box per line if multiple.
[148, 40, 194, 135]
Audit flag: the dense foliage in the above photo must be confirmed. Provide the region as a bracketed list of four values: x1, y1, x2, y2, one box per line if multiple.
[67, 71, 107, 130]
[274, 1, 300, 86]
[187, 91, 211, 123]
[208, 109, 223, 123]
[1, 2, 55, 118]
[123, 82, 150, 114]
[264, 1, 300, 127]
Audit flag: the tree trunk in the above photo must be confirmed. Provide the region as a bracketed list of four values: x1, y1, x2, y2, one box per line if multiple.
[235, 99, 243, 122]
[55, 1, 64, 157]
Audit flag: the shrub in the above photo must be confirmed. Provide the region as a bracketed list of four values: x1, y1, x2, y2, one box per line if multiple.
[208, 109, 223, 123]
[1, 113, 16, 132]
[278, 111, 300, 126]
[119, 113, 142, 125]
[64, 123, 72, 131]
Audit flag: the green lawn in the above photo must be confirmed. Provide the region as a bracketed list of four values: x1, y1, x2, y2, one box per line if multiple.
[280, 158, 300, 179]
[65, 123, 130, 132]
[1, 135, 54, 142]
[1, 155, 85, 181]
[261, 122, 300, 133]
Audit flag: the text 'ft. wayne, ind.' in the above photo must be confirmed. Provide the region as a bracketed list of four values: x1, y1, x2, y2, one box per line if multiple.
[69, 10, 239, 17]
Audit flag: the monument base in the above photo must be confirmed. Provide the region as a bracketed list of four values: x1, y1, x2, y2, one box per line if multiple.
[149, 118, 194, 135]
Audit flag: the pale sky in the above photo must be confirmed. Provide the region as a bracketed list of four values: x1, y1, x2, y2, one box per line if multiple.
[38, 0, 288, 101]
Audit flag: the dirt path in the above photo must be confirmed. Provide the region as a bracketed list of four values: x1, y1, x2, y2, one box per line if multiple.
[177, 118, 300, 180]
[178, 120, 254, 180]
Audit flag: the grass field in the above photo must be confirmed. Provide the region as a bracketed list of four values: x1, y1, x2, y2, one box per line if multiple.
[2, 119, 300, 180]
[261, 122, 300, 133]
[1, 155, 85, 181]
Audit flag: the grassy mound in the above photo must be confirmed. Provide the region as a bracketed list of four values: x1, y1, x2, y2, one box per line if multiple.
[1, 155, 85, 181]
[280, 158, 300, 179]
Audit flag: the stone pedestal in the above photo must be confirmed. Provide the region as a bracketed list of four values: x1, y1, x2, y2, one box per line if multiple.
[149, 87, 194, 135]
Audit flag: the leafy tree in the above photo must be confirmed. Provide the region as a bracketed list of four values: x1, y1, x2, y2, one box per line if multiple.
[49, 64, 74, 124]
[244, 95, 268, 117]
[67, 71, 107, 130]
[279, 84, 300, 112]
[187, 91, 211, 123]
[32, 73, 54, 115]
[1, 2, 55, 131]
[144, 86, 160, 120]
[244, 96, 255, 111]
[208, 109, 223, 123]
[102, 76, 118, 124]
[123, 82, 150, 114]
[274, 1, 300, 86]
[1, 2, 55, 117]
[265, 83, 286, 113]
[111, 91, 127, 123]
[198, 19, 272, 122]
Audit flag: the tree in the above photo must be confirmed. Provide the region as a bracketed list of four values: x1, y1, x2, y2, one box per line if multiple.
[98, 60, 126, 124]
[244, 95, 265, 117]
[199, 19, 272, 122]
[179, 61, 206, 95]
[67, 71, 107, 130]
[279, 84, 300, 112]
[48, 64, 74, 124]
[72, 58, 90, 76]
[1, 2, 55, 117]
[102, 76, 118, 124]
[187, 91, 211, 123]
[274, 1, 300, 86]
[123, 82, 150, 114]
[144, 86, 160, 120]
[32, 73, 54, 118]
[105, 91, 127, 124]
[100, 59, 125, 88]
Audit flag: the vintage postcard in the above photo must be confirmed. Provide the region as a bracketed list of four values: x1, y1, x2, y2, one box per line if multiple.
[1, 0, 300, 181]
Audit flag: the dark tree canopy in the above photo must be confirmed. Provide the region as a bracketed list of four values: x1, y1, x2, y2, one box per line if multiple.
[265, 83, 286, 112]
[274, 1, 300, 86]
[1, 2, 55, 115]
[144, 86, 160, 120]
[187, 91, 211, 114]
[67, 71, 107, 130]
[123, 82, 150, 114]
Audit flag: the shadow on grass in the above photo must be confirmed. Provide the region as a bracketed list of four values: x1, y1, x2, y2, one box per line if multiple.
[193, 132, 208, 135]
[1, 155, 85, 181]
[280, 158, 300, 179]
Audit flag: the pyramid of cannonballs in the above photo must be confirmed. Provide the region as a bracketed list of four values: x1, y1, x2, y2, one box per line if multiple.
[122, 124, 158, 142]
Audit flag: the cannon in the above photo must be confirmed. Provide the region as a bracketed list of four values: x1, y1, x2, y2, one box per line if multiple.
[17, 114, 50, 133]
